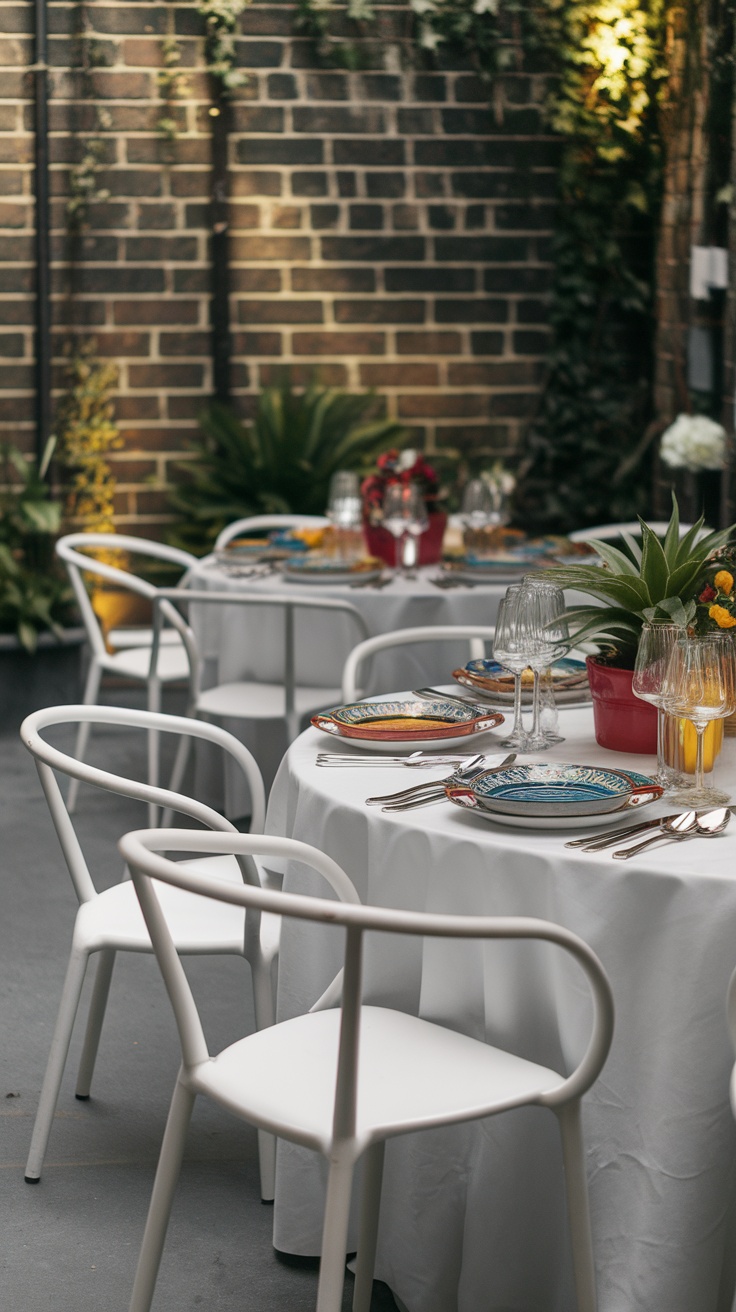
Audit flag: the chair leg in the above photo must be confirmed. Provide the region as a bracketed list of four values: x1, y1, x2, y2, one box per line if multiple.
[557, 1101, 597, 1312]
[250, 953, 277, 1201]
[67, 660, 102, 813]
[352, 1140, 385, 1312]
[316, 1148, 357, 1312]
[146, 677, 161, 826]
[25, 945, 89, 1182]
[75, 949, 116, 1099]
[128, 1077, 196, 1312]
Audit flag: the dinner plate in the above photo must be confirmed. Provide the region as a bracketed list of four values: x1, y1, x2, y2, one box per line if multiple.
[445, 762, 661, 827]
[312, 698, 504, 751]
[442, 557, 546, 586]
[453, 657, 590, 706]
[282, 558, 383, 586]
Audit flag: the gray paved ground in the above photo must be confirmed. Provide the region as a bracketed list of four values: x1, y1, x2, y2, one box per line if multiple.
[0, 690, 398, 1311]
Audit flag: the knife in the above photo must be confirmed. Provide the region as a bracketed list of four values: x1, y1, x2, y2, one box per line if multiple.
[564, 813, 677, 851]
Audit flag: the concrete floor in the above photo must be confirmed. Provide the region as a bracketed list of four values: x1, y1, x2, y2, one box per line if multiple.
[0, 693, 398, 1311]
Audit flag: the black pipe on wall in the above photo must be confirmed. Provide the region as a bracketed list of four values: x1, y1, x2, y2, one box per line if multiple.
[33, 0, 52, 465]
[210, 89, 232, 405]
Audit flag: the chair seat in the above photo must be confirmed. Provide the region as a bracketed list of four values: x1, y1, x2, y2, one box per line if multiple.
[195, 682, 343, 722]
[100, 644, 191, 682]
[107, 627, 184, 651]
[77, 855, 280, 961]
[193, 1006, 562, 1152]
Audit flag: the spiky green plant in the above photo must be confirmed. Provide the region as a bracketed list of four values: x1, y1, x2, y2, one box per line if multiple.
[168, 381, 409, 553]
[0, 442, 74, 651]
[543, 498, 736, 667]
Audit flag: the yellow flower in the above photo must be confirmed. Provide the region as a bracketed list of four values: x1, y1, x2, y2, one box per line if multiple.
[708, 604, 736, 628]
[715, 570, 734, 596]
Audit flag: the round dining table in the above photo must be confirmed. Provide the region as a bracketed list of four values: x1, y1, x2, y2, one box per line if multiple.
[264, 702, 736, 1312]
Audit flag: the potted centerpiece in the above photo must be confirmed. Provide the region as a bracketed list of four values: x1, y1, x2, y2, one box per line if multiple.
[542, 499, 735, 752]
[361, 449, 448, 566]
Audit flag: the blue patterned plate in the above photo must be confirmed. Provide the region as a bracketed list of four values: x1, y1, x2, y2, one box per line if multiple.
[445, 762, 662, 828]
[453, 657, 590, 706]
[312, 698, 504, 751]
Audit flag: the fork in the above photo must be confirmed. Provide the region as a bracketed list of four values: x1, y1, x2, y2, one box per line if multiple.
[365, 754, 487, 806]
[379, 762, 492, 811]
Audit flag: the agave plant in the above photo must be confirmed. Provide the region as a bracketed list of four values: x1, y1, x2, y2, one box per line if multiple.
[543, 498, 736, 667]
[169, 380, 409, 553]
[0, 442, 74, 651]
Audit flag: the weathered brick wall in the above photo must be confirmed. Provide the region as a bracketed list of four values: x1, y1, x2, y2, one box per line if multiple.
[1, 1, 558, 534]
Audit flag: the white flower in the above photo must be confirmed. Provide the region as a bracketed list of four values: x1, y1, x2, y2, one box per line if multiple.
[397, 448, 419, 471]
[419, 23, 443, 48]
[659, 413, 727, 472]
[473, 0, 498, 13]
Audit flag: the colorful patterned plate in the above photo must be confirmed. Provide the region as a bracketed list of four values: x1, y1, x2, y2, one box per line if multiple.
[445, 762, 662, 828]
[453, 657, 590, 706]
[312, 698, 504, 751]
[283, 557, 382, 585]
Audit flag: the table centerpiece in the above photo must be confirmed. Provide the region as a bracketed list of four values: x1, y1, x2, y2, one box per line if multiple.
[541, 498, 735, 752]
[361, 449, 447, 566]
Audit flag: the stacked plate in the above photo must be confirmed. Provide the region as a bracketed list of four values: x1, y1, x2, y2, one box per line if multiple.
[444, 762, 662, 829]
[453, 657, 590, 706]
[282, 556, 383, 585]
[312, 698, 504, 751]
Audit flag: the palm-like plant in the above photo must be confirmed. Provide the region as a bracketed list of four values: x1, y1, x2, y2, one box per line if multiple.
[543, 498, 736, 666]
[169, 381, 408, 553]
[0, 443, 73, 651]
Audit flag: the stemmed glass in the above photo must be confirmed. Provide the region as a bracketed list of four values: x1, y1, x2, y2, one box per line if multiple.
[381, 482, 429, 575]
[517, 580, 569, 751]
[661, 633, 736, 806]
[492, 584, 532, 749]
[631, 622, 680, 787]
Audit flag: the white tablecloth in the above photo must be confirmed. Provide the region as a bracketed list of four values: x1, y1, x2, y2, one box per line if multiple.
[265, 705, 736, 1312]
[188, 561, 507, 808]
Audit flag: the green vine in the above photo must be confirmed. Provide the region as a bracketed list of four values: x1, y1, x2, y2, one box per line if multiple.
[54, 347, 122, 536]
[199, 0, 250, 91]
[157, 38, 190, 139]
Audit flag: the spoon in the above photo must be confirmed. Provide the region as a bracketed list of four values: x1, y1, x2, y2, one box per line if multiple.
[611, 810, 698, 860]
[694, 807, 731, 837]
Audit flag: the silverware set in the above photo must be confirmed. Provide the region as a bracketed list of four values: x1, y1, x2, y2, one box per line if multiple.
[366, 752, 517, 812]
[316, 750, 483, 768]
[564, 807, 731, 858]
[349, 574, 393, 589]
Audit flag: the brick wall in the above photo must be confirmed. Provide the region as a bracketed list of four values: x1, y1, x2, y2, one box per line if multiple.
[0, 0, 558, 534]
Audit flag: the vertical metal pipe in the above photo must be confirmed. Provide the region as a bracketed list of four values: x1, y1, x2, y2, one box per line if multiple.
[33, 0, 52, 465]
[210, 87, 232, 404]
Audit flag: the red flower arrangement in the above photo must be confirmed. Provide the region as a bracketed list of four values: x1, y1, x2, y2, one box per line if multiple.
[361, 448, 441, 523]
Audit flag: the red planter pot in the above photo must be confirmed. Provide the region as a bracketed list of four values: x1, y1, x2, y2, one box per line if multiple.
[363, 511, 447, 567]
[586, 656, 657, 755]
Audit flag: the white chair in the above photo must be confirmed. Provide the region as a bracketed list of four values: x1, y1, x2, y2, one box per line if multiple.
[157, 589, 370, 795]
[120, 827, 614, 1312]
[568, 521, 706, 542]
[56, 534, 198, 810]
[20, 705, 278, 1201]
[341, 624, 497, 702]
[727, 967, 736, 1124]
[214, 514, 329, 552]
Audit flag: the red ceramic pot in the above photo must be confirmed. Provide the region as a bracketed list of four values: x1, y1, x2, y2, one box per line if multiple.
[586, 656, 657, 755]
[363, 511, 447, 567]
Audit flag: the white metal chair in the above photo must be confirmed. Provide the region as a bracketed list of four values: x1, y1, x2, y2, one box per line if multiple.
[568, 521, 706, 542]
[341, 624, 497, 702]
[727, 967, 736, 1125]
[214, 514, 329, 552]
[120, 827, 614, 1312]
[157, 589, 370, 795]
[55, 534, 198, 810]
[20, 705, 278, 1201]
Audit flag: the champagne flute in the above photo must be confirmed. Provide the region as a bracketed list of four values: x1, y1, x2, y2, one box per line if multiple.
[661, 633, 736, 806]
[516, 580, 568, 751]
[632, 622, 680, 787]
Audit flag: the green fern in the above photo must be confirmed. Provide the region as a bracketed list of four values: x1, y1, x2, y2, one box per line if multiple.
[168, 381, 408, 553]
[543, 497, 736, 666]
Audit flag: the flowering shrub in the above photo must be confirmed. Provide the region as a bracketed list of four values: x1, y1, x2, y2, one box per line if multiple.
[660, 414, 727, 473]
[361, 449, 441, 522]
[694, 547, 736, 632]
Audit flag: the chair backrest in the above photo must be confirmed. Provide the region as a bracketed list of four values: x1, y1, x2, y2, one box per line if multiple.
[160, 589, 371, 716]
[727, 967, 736, 1121]
[56, 533, 196, 664]
[214, 515, 330, 552]
[568, 521, 708, 543]
[120, 828, 615, 1136]
[341, 625, 497, 702]
[20, 705, 267, 907]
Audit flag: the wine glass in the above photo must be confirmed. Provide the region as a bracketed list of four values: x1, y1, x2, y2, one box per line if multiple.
[381, 482, 429, 575]
[661, 633, 736, 806]
[492, 584, 532, 749]
[632, 622, 680, 787]
[516, 580, 568, 751]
